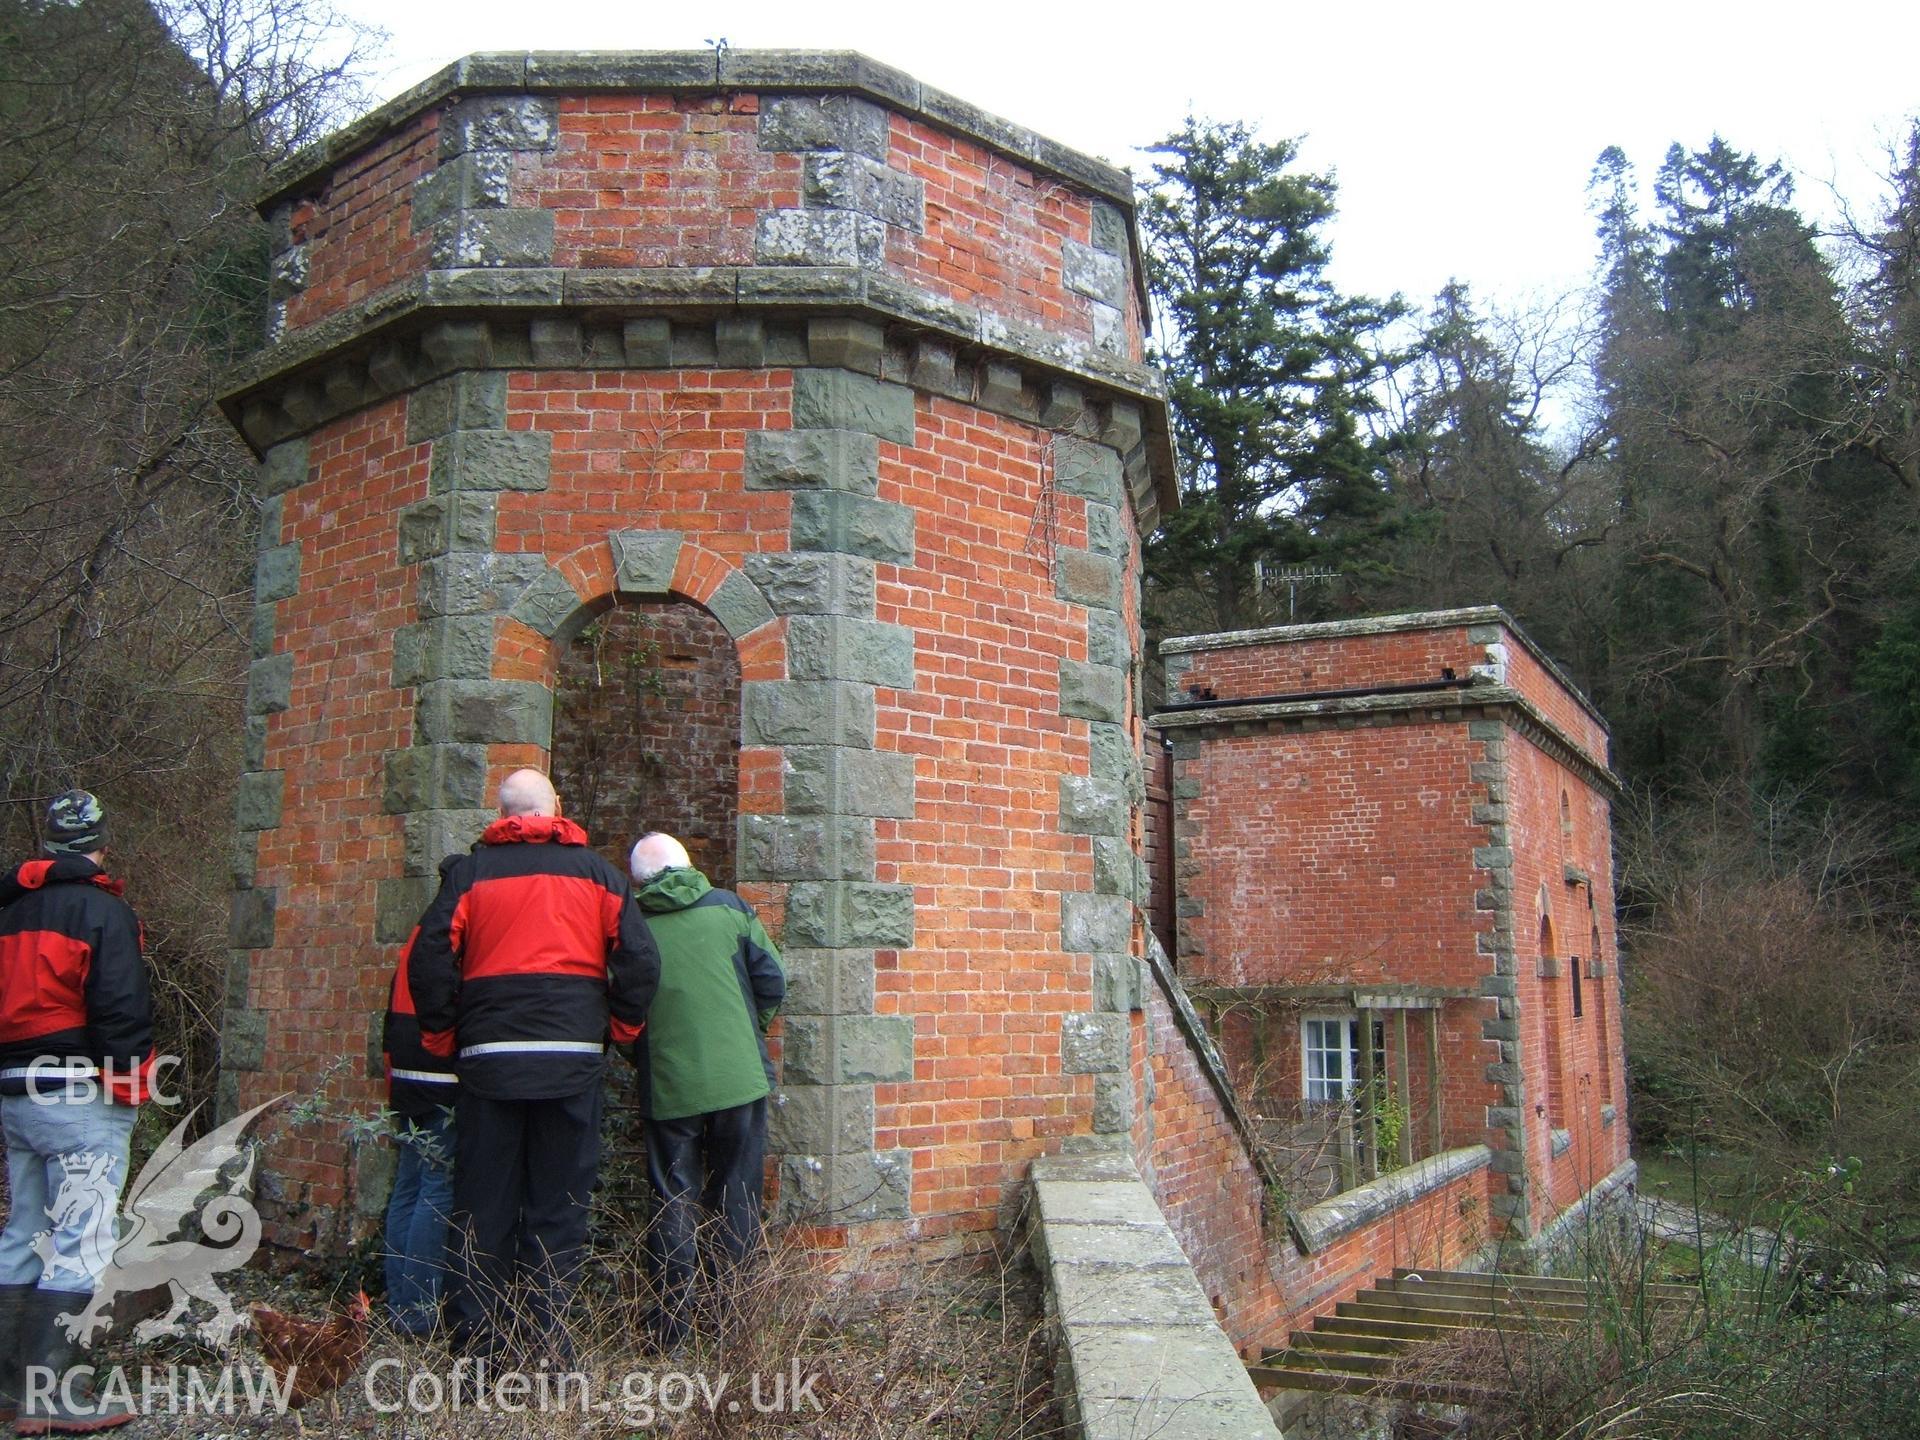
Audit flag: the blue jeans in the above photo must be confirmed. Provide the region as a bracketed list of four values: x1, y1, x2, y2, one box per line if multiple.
[383, 1108, 454, 1334]
[0, 1091, 137, 1294]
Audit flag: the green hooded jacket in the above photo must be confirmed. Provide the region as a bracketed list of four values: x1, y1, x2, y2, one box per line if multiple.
[633, 867, 784, 1121]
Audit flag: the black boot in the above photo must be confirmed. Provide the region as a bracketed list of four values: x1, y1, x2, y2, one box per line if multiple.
[14, 1289, 132, 1434]
[0, 1284, 31, 1422]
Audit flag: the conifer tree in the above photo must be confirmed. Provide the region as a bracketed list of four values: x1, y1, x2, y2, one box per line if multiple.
[1138, 118, 1403, 635]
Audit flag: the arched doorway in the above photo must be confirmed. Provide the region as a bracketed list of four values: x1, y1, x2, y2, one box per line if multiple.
[549, 596, 744, 1218]
[550, 598, 741, 885]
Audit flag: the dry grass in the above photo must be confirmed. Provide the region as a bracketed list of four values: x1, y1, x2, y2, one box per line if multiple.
[1373, 1224, 1920, 1440]
[86, 1214, 1064, 1438]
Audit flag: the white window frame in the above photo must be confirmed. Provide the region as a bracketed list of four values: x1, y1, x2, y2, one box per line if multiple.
[1301, 1012, 1388, 1105]
[1302, 1013, 1355, 1103]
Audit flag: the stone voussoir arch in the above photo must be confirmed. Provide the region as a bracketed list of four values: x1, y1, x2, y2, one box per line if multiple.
[503, 531, 784, 656]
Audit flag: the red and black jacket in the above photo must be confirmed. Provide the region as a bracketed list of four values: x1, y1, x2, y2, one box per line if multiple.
[383, 923, 459, 1121]
[410, 815, 659, 1101]
[0, 856, 155, 1103]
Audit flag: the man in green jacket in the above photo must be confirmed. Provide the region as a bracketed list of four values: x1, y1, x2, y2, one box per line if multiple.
[627, 832, 784, 1346]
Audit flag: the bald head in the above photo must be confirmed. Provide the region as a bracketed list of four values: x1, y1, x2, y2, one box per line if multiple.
[498, 768, 558, 818]
[629, 832, 691, 882]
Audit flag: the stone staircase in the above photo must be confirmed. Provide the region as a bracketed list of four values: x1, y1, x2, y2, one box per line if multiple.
[1247, 1267, 1708, 1403]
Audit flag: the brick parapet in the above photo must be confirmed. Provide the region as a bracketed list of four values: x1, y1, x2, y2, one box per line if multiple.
[223, 56, 1175, 520]
[259, 51, 1141, 242]
[1162, 606, 1610, 771]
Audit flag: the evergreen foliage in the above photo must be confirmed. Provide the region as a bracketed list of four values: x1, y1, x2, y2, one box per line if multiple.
[1144, 120, 1920, 1259]
[1137, 118, 1404, 634]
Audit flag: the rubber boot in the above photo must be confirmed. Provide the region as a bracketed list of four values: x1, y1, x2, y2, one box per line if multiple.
[14, 1290, 133, 1434]
[0, 1284, 31, 1423]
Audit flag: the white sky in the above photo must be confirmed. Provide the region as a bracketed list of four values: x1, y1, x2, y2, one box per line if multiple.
[328, 0, 1920, 318]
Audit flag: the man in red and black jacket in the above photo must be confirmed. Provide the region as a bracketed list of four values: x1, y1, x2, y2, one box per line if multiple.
[0, 789, 152, 1430]
[410, 769, 658, 1359]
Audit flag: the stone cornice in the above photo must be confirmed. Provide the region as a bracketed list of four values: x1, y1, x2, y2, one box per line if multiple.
[260, 50, 1151, 316]
[1160, 605, 1612, 740]
[217, 265, 1181, 520]
[1150, 685, 1621, 797]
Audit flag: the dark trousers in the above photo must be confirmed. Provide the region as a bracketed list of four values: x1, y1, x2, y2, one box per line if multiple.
[448, 1087, 602, 1356]
[643, 1097, 767, 1342]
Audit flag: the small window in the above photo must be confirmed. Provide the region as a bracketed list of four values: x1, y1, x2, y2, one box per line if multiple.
[1560, 790, 1573, 836]
[1572, 959, 1584, 1018]
[1303, 1017, 1350, 1103]
[1303, 1015, 1386, 1103]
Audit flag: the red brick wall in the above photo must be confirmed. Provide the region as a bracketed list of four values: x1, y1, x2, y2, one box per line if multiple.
[499, 370, 793, 563]
[1505, 642, 1608, 767]
[1275, 1163, 1492, 1330]
[1505, 735, 1629, 1222]
[1172, 626, 1485, 703]
[870, 395, 1105, 1246]
[1141, 979, 1496, 1352]
[247, 396, 423, 1216]
[1144, 981, 1286, 1344]
[1168, 619, 1609, 773]
[283, 116, 439, 332]
[1176, 722, 1494, 995]
[888, 113, 1134, 358]
[280, 92, 1128, 360]
[530, 96, 798, 269]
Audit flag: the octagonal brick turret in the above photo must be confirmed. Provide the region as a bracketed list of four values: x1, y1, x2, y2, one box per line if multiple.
[218, 50, 1176, 1252]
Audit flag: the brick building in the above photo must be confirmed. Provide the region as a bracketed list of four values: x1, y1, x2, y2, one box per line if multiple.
[218, 51, 1629, 1356]
[1155, 611, 1630, 1257]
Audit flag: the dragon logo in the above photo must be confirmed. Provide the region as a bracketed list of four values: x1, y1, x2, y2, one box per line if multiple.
[34, 1097, 284, 1347]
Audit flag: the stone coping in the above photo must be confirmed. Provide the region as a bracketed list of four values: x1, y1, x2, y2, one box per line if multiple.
[264, 50, 1133, 205]
[1029, 1149, 1284, 1439]
[260, 49, 1147, 309]
[1525, 1157, 1639, 1264]
[1287, 1145, 1493, 1256]
[1159, 605, 1611, 736]
[1141, 936, 1285, 1217]
[1150, 683, 1619, 795]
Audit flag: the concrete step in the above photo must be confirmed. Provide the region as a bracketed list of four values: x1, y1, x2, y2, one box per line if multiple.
[1363, 1287, 1595, 1319]
[1312, 1314, 1480, 1343]
[1392, 1267, 1704, 1302]
[1247, 1364, 1379, 1396]
[1342, 1295, 1580, 1327]
[1247, 1363, 1505, 1405]
[1274, 1347, 1396, 1376]
[1292, 1329, 1408, 1355]
[1335, 1300, 1512, 1328]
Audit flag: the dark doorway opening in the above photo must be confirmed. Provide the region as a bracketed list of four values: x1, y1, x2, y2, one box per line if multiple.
[551, 597, 743, 1221]
[551, 598, 741, 886]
